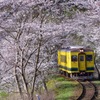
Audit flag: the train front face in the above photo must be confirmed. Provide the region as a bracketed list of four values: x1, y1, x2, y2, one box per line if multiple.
[57, 46, 95, 80]
[74, 48, 95, 80]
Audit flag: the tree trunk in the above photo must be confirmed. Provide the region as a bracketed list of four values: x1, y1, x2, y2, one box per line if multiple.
[42, 78, 48, 93]
[15, 66, 24, 99]
[41, 72, 48, 93]
[30, 35, 42, 100]
[95, 64, 100, 79]
[30, 71, 37, 100]
[22, 72, 30, 100]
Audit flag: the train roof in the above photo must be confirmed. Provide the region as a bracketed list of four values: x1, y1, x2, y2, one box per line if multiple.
[67, 46, 85, 49]
[59, 46, 94, 52]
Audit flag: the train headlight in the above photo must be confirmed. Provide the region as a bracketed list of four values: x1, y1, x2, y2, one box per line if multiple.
[80, 49, 84, 52]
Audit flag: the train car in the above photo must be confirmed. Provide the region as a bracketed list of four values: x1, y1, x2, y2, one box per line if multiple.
[57, 46, 95, 79]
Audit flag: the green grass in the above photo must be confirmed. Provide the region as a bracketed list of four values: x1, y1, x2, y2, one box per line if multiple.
[93, 80, 100, 85]
[0, 91, 9, 100]
[47, 75, 79, 100]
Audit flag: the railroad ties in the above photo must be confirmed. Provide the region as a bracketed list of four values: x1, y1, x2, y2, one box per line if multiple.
[77, 81, 97, 100]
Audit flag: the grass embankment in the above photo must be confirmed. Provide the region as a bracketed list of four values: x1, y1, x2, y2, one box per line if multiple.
[0, 91, 8, 100]
[93, 80, 100, 85]
[47, 75, 82, 100]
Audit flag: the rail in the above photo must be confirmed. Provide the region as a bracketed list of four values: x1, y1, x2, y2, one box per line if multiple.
[77, 81, 97, 100]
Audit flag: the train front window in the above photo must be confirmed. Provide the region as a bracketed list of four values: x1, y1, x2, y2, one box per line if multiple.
[80, 56, 84, 61]
[86, 55, 92, 61]
[71, 55, 77, 61]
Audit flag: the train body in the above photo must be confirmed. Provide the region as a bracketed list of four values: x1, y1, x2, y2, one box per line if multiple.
[57, 46, 95, 79]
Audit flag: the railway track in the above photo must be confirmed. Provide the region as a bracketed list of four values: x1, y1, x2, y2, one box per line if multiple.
[77, 81, 97, 100]
[55, 72, 98, 100]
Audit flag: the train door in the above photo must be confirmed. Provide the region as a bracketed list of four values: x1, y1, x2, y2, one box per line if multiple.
[79, 54, 86, 71]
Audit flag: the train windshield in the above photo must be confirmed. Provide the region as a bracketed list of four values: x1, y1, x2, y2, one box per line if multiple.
[80, 56, 84, 61]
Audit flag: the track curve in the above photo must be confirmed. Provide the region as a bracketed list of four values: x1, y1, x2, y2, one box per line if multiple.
[77, 81, 97, 100]
[54, 72, 98, 100]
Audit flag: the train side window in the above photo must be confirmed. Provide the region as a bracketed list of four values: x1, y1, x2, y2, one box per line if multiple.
[71, 55, 77, 61]
[60, 55, 66, 63]
[86, 55, 92, 61]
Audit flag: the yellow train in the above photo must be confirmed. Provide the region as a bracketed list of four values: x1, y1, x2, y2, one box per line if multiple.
[57, 46, 95, 79]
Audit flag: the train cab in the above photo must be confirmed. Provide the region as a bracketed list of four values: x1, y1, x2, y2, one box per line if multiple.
[57, 46, 95, 79]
